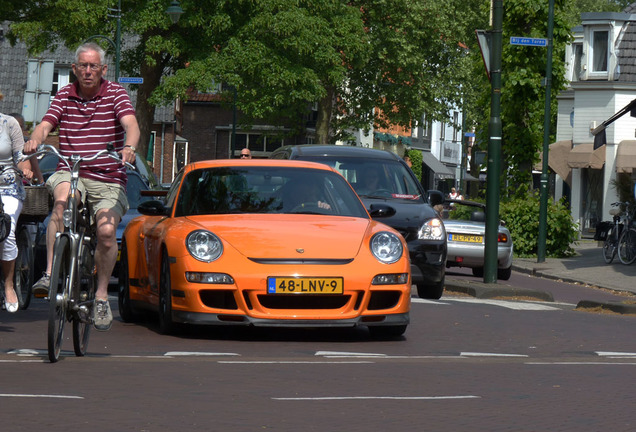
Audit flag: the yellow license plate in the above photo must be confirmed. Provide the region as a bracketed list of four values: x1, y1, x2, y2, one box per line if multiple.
[267, 277, 344, 294]
[449, 234, 483, 243]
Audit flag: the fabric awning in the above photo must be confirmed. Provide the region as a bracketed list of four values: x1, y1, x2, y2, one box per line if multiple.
[535, 140, 572, 185]
[421, 151, 454, 179]
[567, 143, 605, 169]
[616, 140, 636, 174]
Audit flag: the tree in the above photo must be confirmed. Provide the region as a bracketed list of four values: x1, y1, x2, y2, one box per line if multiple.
[6, 0, 494, 153]
[7, 0, 199, 160]
[467, 0, 572, 195]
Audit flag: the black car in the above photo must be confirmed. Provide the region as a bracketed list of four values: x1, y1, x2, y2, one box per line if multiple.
[270, 144, 447, 299]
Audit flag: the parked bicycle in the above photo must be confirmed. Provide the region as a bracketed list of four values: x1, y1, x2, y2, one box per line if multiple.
[617, 202, 636, 265]
[601, 202, 627, 264]
[27, 144, 125, 362]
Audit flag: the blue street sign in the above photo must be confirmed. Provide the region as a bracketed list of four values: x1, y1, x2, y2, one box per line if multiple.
[464, 132, 475, 137]
[118, 77, 144, 84]
[510, 37, 547, 47]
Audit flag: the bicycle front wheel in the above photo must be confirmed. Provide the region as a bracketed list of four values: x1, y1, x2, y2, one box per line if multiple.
[73, 238, 96, 357]
[14, 225, 34, 309]
[48, 235, 71, 363]
[602, 226, 617, 264]
[618, 227, 636, 265]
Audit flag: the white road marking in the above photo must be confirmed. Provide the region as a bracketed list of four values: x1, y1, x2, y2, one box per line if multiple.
[164, 352, 240, 357]
[316, 351, 386, 357]
[412, 298, 451, 305]
[596, 351, 636, 358]
[526, 362, 636, 366]
[0, 393, 83, 399]
[443, 298, 562, 310]
[272, 395, 481, 401]
[219, 361, 374, 364]
[461, 352, 528, 358]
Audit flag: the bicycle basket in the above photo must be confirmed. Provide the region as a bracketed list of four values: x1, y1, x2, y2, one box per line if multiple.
[23, 185, 51, 216]
[594, 221, 613, 241]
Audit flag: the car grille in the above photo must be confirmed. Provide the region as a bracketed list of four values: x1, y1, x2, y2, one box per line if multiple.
[255, 294, 353, 310]
[248, 258, 353, 265]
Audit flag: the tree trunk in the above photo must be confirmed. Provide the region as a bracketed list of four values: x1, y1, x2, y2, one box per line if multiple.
[134, 55, 164, 161]
[315, 86, 335, 144]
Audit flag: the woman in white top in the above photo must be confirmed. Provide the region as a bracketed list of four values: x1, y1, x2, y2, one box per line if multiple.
[0, 112, 35, 312]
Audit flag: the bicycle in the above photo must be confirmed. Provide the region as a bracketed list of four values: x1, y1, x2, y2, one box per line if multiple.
[601, 202, 626, 264]
[28, 144, 124, 362]
[617, 202, 636, 265]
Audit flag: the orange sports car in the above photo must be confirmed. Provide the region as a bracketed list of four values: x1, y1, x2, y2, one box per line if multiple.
[118, 159, 411, 337]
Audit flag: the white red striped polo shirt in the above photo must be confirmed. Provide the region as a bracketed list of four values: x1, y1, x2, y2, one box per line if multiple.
[42, 79, 136, 186]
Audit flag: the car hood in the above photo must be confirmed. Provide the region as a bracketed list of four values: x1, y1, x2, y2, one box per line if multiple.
[185, 215, 372, 259]
[361, 197, 439, 231]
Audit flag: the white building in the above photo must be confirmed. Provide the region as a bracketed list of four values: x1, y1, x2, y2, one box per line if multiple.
[555, 7, 636, 237]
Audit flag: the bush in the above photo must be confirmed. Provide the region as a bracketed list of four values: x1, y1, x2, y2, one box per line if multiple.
[500, 194, 578, 258]
[447, 194, 578, 258]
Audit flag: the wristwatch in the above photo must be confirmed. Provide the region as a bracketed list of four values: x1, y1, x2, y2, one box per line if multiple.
[124, 145, 136, 152]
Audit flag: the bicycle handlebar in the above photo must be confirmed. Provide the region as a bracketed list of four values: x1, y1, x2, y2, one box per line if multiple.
[27, 143, 135, 171]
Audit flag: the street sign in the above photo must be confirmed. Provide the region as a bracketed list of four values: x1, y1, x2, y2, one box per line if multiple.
[118, 77, 144, 84]
[510, 37, 547, 47]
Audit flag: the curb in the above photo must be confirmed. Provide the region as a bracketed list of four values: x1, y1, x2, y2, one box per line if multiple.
[444, 279, 554, 302]
[575, 300, 636, 315]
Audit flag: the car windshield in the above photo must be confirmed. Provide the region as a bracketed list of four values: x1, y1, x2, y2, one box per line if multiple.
[174, 166, 369, 218]
[298, 156, 424, 201]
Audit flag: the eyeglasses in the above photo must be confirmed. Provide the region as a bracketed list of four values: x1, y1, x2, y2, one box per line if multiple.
[76, 63, 104, 71]
[240, 154, 250, 158]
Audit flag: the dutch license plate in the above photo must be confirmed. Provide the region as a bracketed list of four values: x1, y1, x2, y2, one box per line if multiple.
[267, 277, 344, 294]
[449, 233, 483, 243]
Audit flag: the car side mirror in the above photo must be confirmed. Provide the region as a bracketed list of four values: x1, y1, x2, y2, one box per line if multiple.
[427, 190, 444, 207]
[368, 203, 396, 218]
[138, 200, 169, 216]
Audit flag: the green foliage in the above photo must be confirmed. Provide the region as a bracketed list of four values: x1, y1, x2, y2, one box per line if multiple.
[501, 193, 578, 258]
[406, 149, 422, 182]
[610, 173, 636, 205]
[448, 193, 578, 257]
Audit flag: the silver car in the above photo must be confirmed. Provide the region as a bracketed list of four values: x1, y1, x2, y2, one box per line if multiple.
[442, 200, 513, 280]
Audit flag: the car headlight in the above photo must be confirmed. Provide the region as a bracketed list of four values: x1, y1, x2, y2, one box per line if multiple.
[418, 217, 445, 241]
[370, 232, 403, 264]
[186, 230, 223, 262]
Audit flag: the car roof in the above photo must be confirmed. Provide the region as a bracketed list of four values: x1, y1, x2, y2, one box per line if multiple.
[272, 144, 402, 161]
[184, 158, 340, 173]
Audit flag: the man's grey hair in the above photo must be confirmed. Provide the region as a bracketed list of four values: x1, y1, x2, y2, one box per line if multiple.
[75, 42, 106, 65]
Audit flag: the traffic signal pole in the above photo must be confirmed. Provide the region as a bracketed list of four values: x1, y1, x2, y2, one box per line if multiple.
[484, 0, 503, 284]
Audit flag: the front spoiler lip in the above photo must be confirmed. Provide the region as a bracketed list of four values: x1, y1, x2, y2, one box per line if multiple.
[171, 310, 410, 327]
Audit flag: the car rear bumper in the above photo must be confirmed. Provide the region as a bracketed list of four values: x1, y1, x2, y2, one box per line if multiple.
[446, 243, 513, 269]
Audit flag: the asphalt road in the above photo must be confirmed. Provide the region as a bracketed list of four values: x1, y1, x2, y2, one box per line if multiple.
[1, 274, 635, 432]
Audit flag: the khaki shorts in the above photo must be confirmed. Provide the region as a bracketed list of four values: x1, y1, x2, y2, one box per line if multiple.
[47, 171, 129, 220]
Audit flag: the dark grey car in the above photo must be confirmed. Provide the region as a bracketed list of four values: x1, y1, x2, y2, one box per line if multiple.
[270, 144, 447, 299]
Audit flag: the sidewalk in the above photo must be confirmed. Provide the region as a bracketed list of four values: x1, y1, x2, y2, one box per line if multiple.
[444, 239, 636, 314]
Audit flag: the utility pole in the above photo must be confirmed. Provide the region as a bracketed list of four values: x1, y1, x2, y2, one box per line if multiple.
[484, 0, 503, 284]
[537, 0, 556, 263]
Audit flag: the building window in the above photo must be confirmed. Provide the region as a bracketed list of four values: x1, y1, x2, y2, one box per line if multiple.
[51, 67, 71, 101]
[591, 29, 609, 73]
[439, 121, 445, 141]
[571, 43, 583, 81]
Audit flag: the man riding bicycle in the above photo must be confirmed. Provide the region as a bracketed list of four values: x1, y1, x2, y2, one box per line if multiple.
[25, 42, 140, 331]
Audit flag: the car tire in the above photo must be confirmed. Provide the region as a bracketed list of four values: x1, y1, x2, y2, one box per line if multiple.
[117, 242, 138, 323]
[497, 266, 512, 281]
[368, 325, 407, 339]
[158, 248, 175, 335]
[472, 267, 484, 278]
[416, 277, 444, 300]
